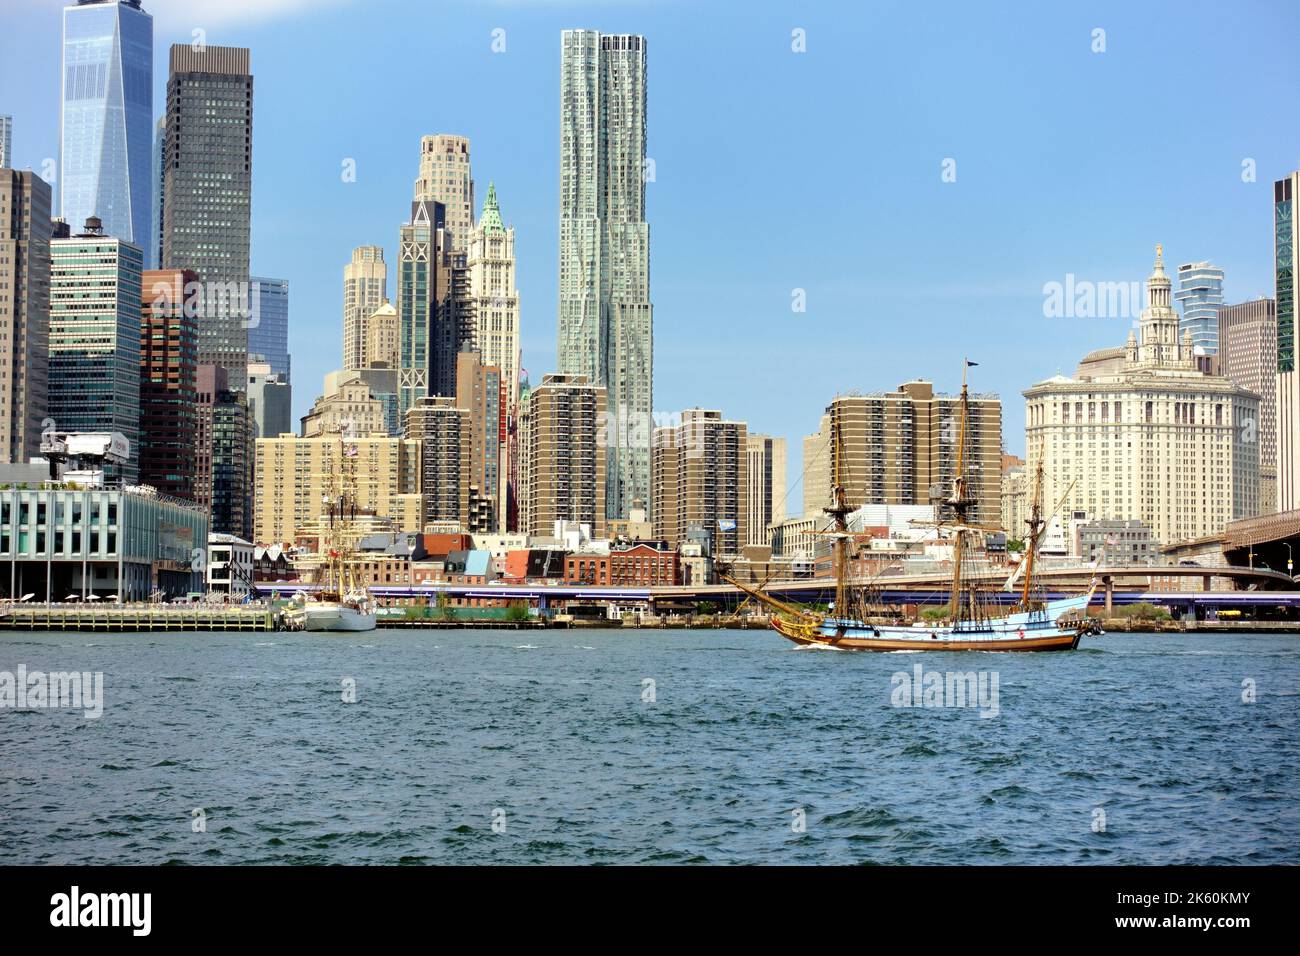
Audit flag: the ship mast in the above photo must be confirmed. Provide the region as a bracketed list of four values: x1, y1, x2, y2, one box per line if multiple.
[947, 361, 977, 623]
[1019, 455, 1045, 609]
[825, 403, 854, 624]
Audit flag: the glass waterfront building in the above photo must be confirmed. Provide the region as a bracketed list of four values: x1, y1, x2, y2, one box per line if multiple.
[1175, 261, 1225, 356]
[59, 0, 152, 248]
[248, 277, 290, 381]
[49, 220, 143, 483]
[557, 30, 653, 521]
[0, 485, 208, 601]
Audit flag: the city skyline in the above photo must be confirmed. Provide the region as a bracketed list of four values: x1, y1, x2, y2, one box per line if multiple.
[3, 1, 1297, 504]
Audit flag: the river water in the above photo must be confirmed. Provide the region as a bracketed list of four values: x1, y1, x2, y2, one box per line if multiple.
[1, 628, 1296, 864]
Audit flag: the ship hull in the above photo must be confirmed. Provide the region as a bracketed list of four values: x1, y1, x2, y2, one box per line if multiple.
[772, 595, 1092, 652]
[295, 603, 377, 632]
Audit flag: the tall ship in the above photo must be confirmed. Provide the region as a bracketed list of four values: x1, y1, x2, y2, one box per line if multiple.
[284, 428, 377, 633]
[727, 362, 1101, 651]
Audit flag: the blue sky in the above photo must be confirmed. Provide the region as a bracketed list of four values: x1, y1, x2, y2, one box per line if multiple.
[3, 0, 1297, 507]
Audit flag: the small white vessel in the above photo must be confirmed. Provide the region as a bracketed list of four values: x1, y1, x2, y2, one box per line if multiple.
[294, 592, 376, 632]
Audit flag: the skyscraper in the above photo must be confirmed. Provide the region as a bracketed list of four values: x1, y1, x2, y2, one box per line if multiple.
[0, 170, 51, 464]
[248, 276, 289, 380]
[455, 351, 504, 532]
[746, 434, 788, 548]
[802, 413, 830, 518]
[49, 217, 142, 481]
[343, 246, 386, 371]
[1219, 298, 1277, 513]
[466, 183, 520, 410]
[398, 198, 444, 417]
[363, 301, 399, 370]
[0, 115, 12, 169]
[148, 115, 162, 269]
[404, 395, 472, 529]
[652, 410, 749, 556]
[59, 0, 152, 248]
[160, 44, 253, 385]
[518, 374, 607, 538]
[139, 269, 198, 497]
[414, 135, 474, 252]
[824, 381, 1003, 528]
[1175, 261, 1225, 356]
[247, 361, 291, 440]
[558, 30, 653, 522]
[195, 364, 251, 538]
[1276, 172, 1299, 513]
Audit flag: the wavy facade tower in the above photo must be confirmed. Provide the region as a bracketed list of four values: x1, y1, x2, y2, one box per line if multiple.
[558, 30, 653, 522]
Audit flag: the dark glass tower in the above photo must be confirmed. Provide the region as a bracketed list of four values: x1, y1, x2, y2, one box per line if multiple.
[160, 44, 253, 386]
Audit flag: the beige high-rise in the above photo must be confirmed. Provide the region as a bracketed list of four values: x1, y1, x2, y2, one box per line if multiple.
[301, 375, 388, 438]
[253, 432, 422, 544]
[652, 409, 749, 555]
[802, 413, 830, 518]
[746, 433, 786, 548]
[1001, 458, 1028, 540]
[1025, 246, 1261, 547]
[518, 374, 606, 538]
[0, 170, 50, 463]
[414, 134, 474, 252]
[343, 246, 386, 371]
[363, 300, 399, 369]
[821, 381, 1003, 527]
[1219, 298, 1277, 513]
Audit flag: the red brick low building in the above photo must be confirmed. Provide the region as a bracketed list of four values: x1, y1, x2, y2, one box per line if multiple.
[565, 552, 610, 585]
[609, 542, 678, 587]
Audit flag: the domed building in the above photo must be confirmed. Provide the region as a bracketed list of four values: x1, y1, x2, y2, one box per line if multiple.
[1024, 246, 1262, 549]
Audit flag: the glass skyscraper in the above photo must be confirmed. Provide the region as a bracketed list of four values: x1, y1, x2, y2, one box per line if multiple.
[1175, 261, 1225, 355]
[248, 277, 290, 381]
[398, 198, 446, 418]
[49, 220, 143, 483]
[160, 44, 253, 386]
[1275, 172, 1298, 512]
[59, 0, 152, 247]
[557, 30, 653, 521]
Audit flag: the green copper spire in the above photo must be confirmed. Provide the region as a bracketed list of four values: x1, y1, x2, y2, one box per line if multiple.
[480, 181, 505, 235]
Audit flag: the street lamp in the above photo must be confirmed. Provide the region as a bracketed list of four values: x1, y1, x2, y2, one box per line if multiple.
[1285, 542, 1294, 577]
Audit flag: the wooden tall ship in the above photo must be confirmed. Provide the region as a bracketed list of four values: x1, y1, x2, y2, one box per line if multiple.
[284, 428, 377, 632]
[726, 362, 1101, 651]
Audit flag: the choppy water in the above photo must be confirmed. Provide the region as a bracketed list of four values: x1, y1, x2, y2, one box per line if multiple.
[1, 628, 1297, 865]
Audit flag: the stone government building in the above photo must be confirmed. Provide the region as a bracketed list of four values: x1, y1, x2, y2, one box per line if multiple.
[1025, 246, 1262, 549]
